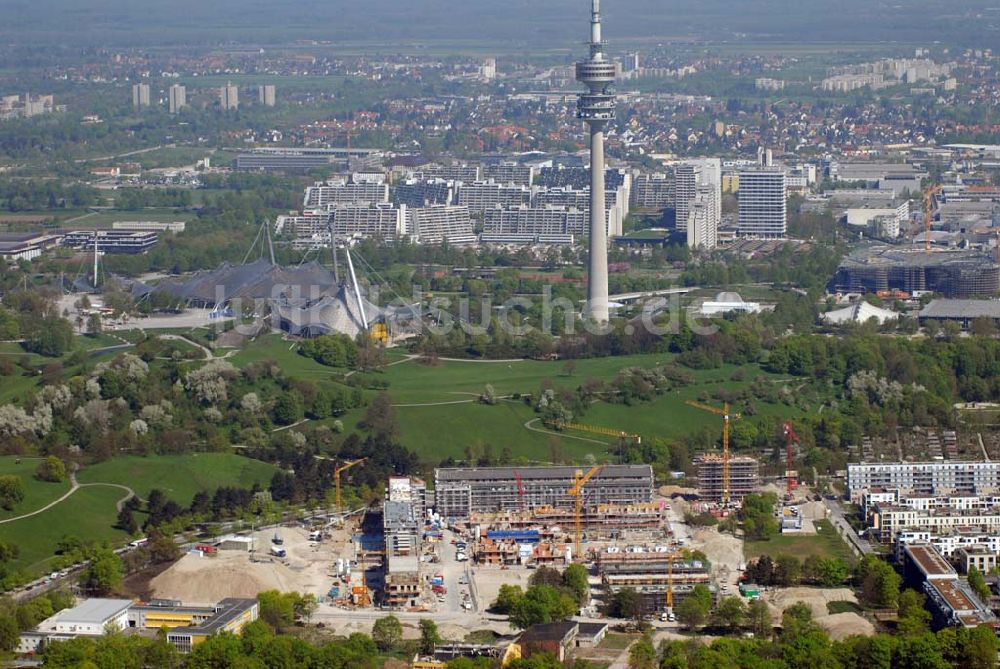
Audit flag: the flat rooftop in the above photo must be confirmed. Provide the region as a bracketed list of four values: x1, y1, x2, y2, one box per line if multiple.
[40, 598, 132, 629]
[906, 544, 957, 578]
[168, 598, 256, 637]
[435, 464, 652, 482]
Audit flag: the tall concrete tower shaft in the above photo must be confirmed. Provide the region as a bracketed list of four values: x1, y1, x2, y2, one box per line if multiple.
[576, 0, 616, 323]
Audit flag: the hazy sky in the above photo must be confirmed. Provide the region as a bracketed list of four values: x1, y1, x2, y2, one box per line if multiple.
[1, 0, 995, 48]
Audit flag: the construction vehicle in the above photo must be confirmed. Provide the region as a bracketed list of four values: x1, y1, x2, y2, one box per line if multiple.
[924, 184, 941, 253]
[270, 545, 286, 558]
[783, 421, 800, 496]
[567, 466, 603, 560]
[685, 400, 741, 506]
[335, 458, 366, 519]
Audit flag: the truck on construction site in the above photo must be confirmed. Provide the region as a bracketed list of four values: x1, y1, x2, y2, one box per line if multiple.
[432, 584, 447, 595]
[270, 545, 287, 558]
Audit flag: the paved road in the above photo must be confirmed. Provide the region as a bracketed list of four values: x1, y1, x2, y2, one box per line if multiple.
[823, 498, 874, 556]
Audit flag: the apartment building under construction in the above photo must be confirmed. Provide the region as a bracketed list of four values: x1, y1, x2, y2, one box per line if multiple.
[433, 465, 654, 520]
[470, 502, 664, 533]
[696, 455, 760, 503]
[597, 548, 711, 613]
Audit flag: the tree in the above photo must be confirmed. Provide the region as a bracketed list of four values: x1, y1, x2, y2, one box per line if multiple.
[856, 555, 902, 608]
[969, 317, 996, 337]
[897, 589, 932, 636]
[562, 563, 590, 606]
[116, 507, 138, 535]
[34, 455, 67, 483]
[509, 585, 576, 629]
[0, 614, 17, 652]
[747, 598, 772, 637]
[419, 618, 442, 655]
[608, 587, 643, 622]
[675, 592, 710, 630]
[628, 636, 657, 669]
[967, 565, 991, 604]
[80, 548, 123, 595]
[493, 584, 524, 614]
[372, 615, 403, 652]
[812, 557, 850, 587]
[0, 475, 24, 510]
[776, 554, 802, 586]
[713, 596, 747, 630]
[258, 590, 295, 631]
[272, 390, 305, 426]
[961, 624, 999, 669]
[86, 312, 102, 336]
[360, 392, 400, 442]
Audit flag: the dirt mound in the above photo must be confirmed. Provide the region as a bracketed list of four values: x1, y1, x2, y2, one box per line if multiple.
[763, 587, 874, 639]
[149, 552, 301, 605]
[818, 612, 875, 640]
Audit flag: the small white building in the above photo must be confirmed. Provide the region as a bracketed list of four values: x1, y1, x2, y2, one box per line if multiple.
[19, 599, 132, 653]
[698, 292, 762, 316]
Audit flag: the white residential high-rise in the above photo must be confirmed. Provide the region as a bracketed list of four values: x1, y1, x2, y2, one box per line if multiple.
[405, 205, 477, 245]
[220, 82, 239, 111]
[168, 85, 186, 114]
[575, 0, 616, 323]
[738, 169, 787, 238]
[258, 85, 276, 107]
[686, 183, 719, 250]
[674, 163, 701, 231]
[480, 58, 497, 81]
[131, 83, 150, 109]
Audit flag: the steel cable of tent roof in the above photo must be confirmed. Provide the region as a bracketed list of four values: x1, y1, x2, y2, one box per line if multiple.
[351, 246, 411, 308]
[241, 220, 266, 266]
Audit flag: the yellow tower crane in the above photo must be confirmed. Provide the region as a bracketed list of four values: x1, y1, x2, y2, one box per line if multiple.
[666, 551, 683, 611]
[335, 458, 366, 519]
[567, 465, 603, 561]
[685, 400, 742, 506]
[546, 420, 642, 444]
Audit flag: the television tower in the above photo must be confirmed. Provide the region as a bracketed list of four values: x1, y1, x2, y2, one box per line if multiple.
[576, 0, 616, 323]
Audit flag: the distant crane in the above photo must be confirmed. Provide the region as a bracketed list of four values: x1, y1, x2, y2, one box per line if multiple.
[783, 421, 800, 495]
[335, 458, 366, 519]
[685, 400, 742, 505]
[514, 469, 526, 512]
[545, 420, 642, 445]
[924, 184, 941, 253]
[567, 465, 603, 560]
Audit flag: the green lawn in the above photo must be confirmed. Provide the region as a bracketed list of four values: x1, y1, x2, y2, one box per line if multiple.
[76, 454, 279, 506]
[744, 519, 855, 563]
[0, 458, 72, 522]
[0, 486, 132, 574]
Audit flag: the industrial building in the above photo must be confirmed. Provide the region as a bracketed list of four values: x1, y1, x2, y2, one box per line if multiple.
[62, 230, 159, 254]
[234, 147, 381, 174]
[833, 246, 1000, 298]
[918, 299, 1000, 329]
[696, 455, 759, 503]
[18, 597, 258, 654]
[433, 465, 654, 520]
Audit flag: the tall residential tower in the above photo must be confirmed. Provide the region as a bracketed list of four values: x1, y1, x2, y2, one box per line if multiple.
[576, 0, 616, 323]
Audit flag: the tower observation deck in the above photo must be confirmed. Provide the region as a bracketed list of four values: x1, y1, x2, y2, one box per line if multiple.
[576, 0, 616, 323]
